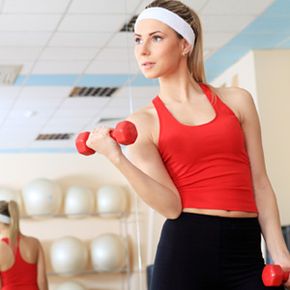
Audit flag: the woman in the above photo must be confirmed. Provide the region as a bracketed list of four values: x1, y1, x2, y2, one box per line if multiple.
[0, 201, 48, 290]
[86, 0, 290, 289]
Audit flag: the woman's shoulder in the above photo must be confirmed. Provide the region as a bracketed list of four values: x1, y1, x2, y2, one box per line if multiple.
[21, 235, 41, 247]
[128, 103, 155, 120]
[213, 85, 254, 104]
[211, 85, 256, 120]
[126, 103, 157, 142]
[127, 103, 156, 128]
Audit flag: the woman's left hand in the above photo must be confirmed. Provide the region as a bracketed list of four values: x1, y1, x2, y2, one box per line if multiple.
[284, 268, 290, 289]
[274, 255, 290, 289]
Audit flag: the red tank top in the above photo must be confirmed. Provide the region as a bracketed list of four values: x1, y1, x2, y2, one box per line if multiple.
[0, 237, 38, 290]
[152, 83, 258, 212]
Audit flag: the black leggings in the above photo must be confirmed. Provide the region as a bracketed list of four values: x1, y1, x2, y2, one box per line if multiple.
[150, 213, 285, 290]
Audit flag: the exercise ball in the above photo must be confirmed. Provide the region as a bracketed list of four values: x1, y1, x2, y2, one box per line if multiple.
[64, 185, 94, 217]
[0, 187, 23, 214]
[96, 185, 128, 217]
[55, 281, 87, 290]
[50, 236, 88, 275]
[22, 178, 62, 217]
[90, 233, 127, 272]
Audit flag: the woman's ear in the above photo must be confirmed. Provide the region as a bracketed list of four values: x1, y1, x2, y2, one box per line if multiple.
[180, 39, 192, 56]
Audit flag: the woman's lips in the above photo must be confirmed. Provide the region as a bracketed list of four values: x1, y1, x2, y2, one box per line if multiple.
[142, 62, 155, 69]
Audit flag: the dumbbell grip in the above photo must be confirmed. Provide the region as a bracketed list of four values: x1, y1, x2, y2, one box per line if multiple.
[75, 130, 119, 155]
[262, 264, 289, 286]
[75, 121, 137, 155]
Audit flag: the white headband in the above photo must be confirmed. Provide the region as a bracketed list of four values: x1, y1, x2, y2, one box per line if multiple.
[134, 7, 195, 47]
[0, 214, 10, 224]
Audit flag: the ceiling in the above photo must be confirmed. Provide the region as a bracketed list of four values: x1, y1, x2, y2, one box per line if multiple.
[0, 0, 286, 153]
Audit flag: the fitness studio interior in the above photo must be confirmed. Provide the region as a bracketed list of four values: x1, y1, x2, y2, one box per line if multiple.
[0, 0, 290, 289]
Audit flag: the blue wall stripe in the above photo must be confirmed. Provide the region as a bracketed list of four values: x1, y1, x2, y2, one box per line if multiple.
[14, 74, 158, 87]
[262, 0, 290, 16]
[206, 0, 290, 82]
[15, 75, 77, 86]
[78, 75, 128, 86]
[0, 147, 76, 154]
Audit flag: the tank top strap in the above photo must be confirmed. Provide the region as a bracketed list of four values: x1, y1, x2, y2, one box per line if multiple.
[199, 83, 237, 118]
[152, 95, 176, 124]
[152, 95, 167, 114]
[199, 83, 218, 106]
[199, 82, 212, 98]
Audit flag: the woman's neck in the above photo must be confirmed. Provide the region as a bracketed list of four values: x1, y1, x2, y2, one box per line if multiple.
[158, 69, 203, 103]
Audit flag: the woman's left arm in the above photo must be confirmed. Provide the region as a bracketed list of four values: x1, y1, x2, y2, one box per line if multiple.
[232, 87, 290, 283]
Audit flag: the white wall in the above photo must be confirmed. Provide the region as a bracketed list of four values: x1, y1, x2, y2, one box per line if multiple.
[253, 49, 290, 225]
[211, 51, 258, 106]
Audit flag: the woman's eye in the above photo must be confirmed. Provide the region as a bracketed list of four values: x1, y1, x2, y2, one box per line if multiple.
[153, 35, 163, 42]
[134, 37, 142, 45]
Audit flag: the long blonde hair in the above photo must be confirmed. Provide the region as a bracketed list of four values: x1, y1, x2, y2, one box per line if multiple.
[0, 200, 20, 250]
[145, 0, 206, 83]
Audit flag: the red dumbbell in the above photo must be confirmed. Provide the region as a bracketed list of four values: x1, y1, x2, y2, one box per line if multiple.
[75, 120, 138, 156]
[262, 264, 289, 286]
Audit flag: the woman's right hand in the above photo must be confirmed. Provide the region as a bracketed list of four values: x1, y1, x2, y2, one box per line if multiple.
[86, 126, 123, 163]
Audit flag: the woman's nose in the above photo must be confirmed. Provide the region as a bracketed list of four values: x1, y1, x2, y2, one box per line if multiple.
[139, 41, 150, 56]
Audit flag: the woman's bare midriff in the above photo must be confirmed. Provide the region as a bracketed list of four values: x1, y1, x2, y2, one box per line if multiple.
[183, 208, 258, 218]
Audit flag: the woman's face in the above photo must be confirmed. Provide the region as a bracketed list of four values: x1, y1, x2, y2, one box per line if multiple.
[134, 19, 185, 79]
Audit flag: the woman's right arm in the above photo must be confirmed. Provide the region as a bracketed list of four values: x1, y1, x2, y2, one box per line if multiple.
[36, 240, 48, 290]
[86, 111, 182, 219]
[116, 134, 182, 219]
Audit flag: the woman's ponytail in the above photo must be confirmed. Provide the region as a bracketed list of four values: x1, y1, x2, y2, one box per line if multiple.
[8, 200, 20, 251]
